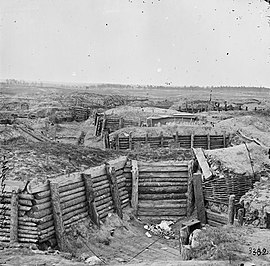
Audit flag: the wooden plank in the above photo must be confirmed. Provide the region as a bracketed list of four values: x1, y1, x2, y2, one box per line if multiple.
[131, 160, 139, 214]
[139, 193, 186, 200]
[138, 161, 189, 167]
[138, 208, 186, 216]
[139, 186, 187, 194]
[193, 173, 206, 224]
[139, 172, 188, 178]
[10, 190, 19, 243]
[206, 210, 227, 224]
[49, 181, 66, 251]
[82, 173, 100, 227]
[139, 166, 188, 172]
[187, 161, 194, 217]
[228, 195, 235, 225]
[193, 148, 212, 180]
[105, 164, 123, 219]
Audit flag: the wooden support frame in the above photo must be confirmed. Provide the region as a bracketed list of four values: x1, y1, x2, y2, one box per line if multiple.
[131, 160, 139, 215]
[160, 131, 164, 147]
[128, 132, 132, 150]
[193, 173, 206, 224]
[228, 195, 235, 225]
[10, 190, 19, 243]
[223, 133, 226, 148]
[105, 164, 123, 219]
[49, 181, 66, 251]
[82, 174, 100, 227]
[115, 134, 119, 151]
[207, 134, 211, 150]
[187, 161, 194, 217]
[190, 134, 194, 148]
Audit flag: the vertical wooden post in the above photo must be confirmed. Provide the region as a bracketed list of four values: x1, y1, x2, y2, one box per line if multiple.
[237, 208, 244, 226]
[150, 118, 153, 127]
[193, 173, 206, 224]
[223, 133, 226, 148]
[115, 134, 119, 151]
[145, 133, 148, 145]
[82, 174, 100, 227]
[119, 117, 124, 129]
[10, 190, 19, 243]
[187, 162, 194, 217]
[101, 117, 107, 137]
[105, 165, 123, 219]
[131, 160, 139, 215]
[207, 134, 211, 150]
[228, 195, 235, 225]
[103, 131, 108, 149]
[175, 131, 179, 145]
[49, 181, 66, 251]
[129, 132, 132, 150]
[160, 131, 164, 147]
[190, 134, 194, 148]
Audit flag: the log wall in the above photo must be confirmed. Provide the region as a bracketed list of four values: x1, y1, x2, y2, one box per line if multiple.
[132, 161, 190, 221]
[0, 156, 129, 246]
[109, 133, 230, 150]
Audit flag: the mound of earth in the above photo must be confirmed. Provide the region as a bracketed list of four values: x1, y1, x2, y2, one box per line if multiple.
[214, 114, 270, 146]
[104, 106, 181, 120]
[110, 124, 225, 138]
[0, 140, 121, 183]
[204, 142, 270, 176]
[127, 147, 193, 162]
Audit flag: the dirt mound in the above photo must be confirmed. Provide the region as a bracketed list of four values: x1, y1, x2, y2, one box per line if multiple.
[214, 115, 270, 146]
[128, 147, 193, 162]
[204, 143, 269, 176]
[110, 124, 224, 138]
[104, 106, 180, 120]
[0, 140, 121, 183]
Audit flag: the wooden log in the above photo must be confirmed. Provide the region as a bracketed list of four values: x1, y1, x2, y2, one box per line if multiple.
[228, 195, 235, 225]
[83, 173, 100, 226]
[139, 172, 189, 178]
[138, 178, 188, 183]
[139, 193, 186, 200]
[49, 181, 66, 251]
[60, 186, 85, 198]
[129, 132, 132, 150]
[10, 190, 19, 243]
[139, 166, 188, 172]
[193, 173, 206, 224]
[96, 201, 113, 212]
[62, 202, 87, 216]
[206, 210, 227, 224]
[64, 212, 88, 227]
[34, 190, 51, 200]
[138, 208, 186, 216]
[237, 209, 244, 226]
[59, 181, 84, 193]
[139, 186, 187, 194]
[92, 174, 108, 184]
[38, 220, 54, 231]
[61, 195, 86, 210]
[105, 164, 123, 219]
[138, 215, 182, 221]
[62, 207, 88, 222]
[187, 161, 194, 217]
[31, 201, 51, 212]
[131, 160, 139, 215]
[60, 190, 85, 204]
[139, 182, 187, 187]
[95, 187, 111, 197]
[32, 196, 51, 205]
[139, 202, 186, 209]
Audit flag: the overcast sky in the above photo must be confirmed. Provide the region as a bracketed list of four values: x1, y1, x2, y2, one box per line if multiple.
[0, 0, 270, 87]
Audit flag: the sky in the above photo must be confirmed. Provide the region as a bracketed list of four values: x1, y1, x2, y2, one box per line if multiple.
[0, 0, 270, 87]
